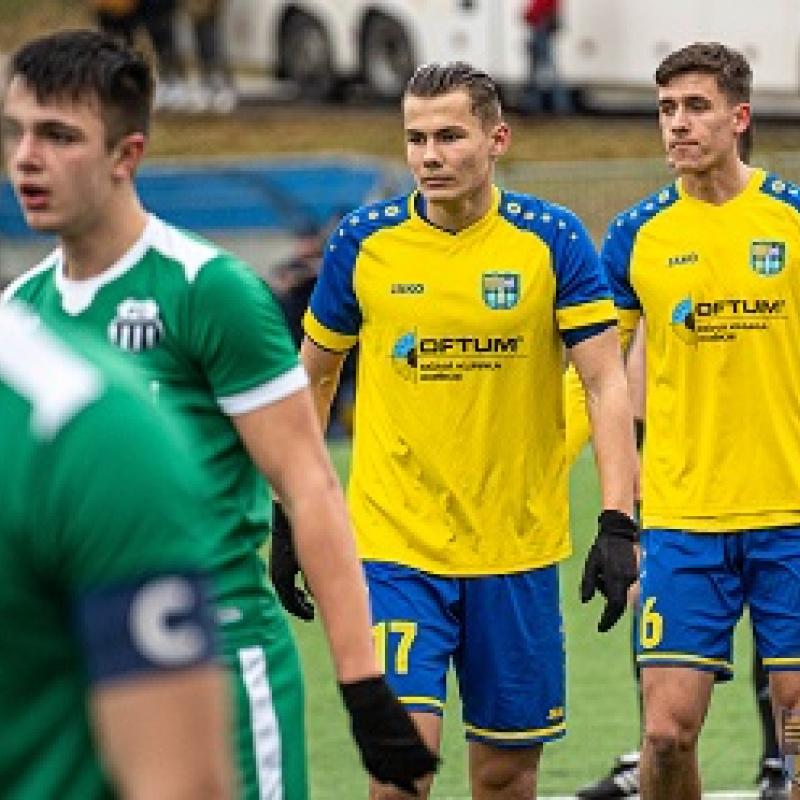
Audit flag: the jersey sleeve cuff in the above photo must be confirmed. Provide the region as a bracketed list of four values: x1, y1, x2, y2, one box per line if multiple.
[303, 311, 358, 352]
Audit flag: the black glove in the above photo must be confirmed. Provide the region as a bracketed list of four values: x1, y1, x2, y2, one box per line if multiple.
[269, 503, 315, 621]
[580, 509, 639, 633]
[340, 676, 440, 794]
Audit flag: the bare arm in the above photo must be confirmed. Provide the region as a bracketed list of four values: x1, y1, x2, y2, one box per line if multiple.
[92, 667, 233, 800]
[233, 385, 377, 683]
[625, 317, 646, 423]
[569, 325, 638, 517]
[299, 336, 348, 431]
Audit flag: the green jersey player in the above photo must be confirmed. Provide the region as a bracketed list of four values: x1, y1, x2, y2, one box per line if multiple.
[1, 28, 437, 800]
[0, 301, 232, 800]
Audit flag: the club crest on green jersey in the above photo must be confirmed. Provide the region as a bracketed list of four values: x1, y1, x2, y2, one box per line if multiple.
[750, 240, 786, 276]
[108, 298, 163, 351]
[482, 272, 520, 310]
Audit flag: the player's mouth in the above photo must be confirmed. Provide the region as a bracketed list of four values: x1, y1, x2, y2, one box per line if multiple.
[669, 140, 698, 153]
[420, 176, 454, 188]
[18, 183, 51, 211]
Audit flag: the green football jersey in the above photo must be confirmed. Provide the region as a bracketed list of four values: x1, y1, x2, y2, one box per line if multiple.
[4, 215, 305, 618]
[0, 302, 216, 800]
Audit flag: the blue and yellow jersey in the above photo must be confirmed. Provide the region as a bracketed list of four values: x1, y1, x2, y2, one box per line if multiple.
[602, 168, 800, 531]
[304, 186, 616, 575]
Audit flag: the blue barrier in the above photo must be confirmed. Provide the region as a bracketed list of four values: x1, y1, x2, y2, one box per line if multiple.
[0, 157, 412, 240]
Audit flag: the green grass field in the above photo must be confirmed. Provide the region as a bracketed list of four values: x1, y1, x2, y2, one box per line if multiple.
[290, 441, 761, 799]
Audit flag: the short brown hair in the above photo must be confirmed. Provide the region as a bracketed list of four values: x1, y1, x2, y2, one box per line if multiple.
[7, 28, 153, 148]
[404, 61, 502, 127]
[655, 42, 752, 105]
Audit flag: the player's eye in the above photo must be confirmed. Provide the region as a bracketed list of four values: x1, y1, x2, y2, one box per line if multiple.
[439, 130, 463, 143]
[40, 124, 81, 145]
[48, 129, 78, 144]
[685, 98, 710, 112]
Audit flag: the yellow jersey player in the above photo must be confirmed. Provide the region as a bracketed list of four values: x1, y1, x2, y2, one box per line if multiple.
[279, 61, 639, 800]
[598, 42, 800, 800]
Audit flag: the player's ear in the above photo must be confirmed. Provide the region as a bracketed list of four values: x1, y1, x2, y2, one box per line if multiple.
[111, 133, 146, 182]
[733, 102, 751, 138]
[489, 122, 511, 158]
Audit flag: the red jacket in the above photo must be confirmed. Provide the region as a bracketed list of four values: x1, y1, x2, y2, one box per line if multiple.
[524, 0, 560, 27]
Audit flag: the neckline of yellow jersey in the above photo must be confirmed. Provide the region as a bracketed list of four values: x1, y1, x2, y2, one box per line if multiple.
[675, 167, 765, 209]
[408, 185, 501, 235]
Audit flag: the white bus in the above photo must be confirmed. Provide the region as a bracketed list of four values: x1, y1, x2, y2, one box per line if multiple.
[221, 0, 800, 112]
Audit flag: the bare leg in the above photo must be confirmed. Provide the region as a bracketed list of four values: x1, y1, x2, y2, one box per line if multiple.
[470, 740, 542, 800]
[639, 666, 714, 800]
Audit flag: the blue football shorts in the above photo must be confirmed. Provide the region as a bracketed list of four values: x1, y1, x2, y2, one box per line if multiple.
[363, 560, 566, 747]
[637, 526, 800, 680]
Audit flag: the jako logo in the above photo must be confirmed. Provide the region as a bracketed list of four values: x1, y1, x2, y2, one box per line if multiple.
[667, 253, 698, 267]
[391, 283, 425, 294]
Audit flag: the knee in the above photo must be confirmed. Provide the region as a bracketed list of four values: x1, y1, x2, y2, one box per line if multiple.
[471, 748, 539, 799]
[644, 717, 699, 764]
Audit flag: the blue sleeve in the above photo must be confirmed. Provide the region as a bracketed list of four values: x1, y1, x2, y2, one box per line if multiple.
[552, 207, 612, 313]
[600, 215, 641, 312]
[308, 220, 363, 336]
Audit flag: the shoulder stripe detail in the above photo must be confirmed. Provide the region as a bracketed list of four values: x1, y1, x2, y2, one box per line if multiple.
[218, 364, 309, 415]
[605, 183, 679, 243]
[148, 217, 221, 282]
[759, 172, 800, 212]
[1, 249, 60, 304]
[325, 194, 410, 254]
[498, 189, 585, 242]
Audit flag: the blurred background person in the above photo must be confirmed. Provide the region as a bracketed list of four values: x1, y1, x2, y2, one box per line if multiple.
[521, 0, 573, 114]
[269, 213, 356, 440]
[144, 0, 190, 112]
[182, 0, 237, 113]
[90, 0, 187, 111]
[269, 220, 327, 347]
[90, 0, 141, 47]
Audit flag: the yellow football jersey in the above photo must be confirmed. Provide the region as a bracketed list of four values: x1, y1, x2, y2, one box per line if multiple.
[305, 187, 616, 575]
[602, 169, 800, 531]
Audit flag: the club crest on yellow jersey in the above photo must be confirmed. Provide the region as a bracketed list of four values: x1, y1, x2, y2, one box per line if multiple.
[482, 272, 520, 310]
[750, 240, 786, 276]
